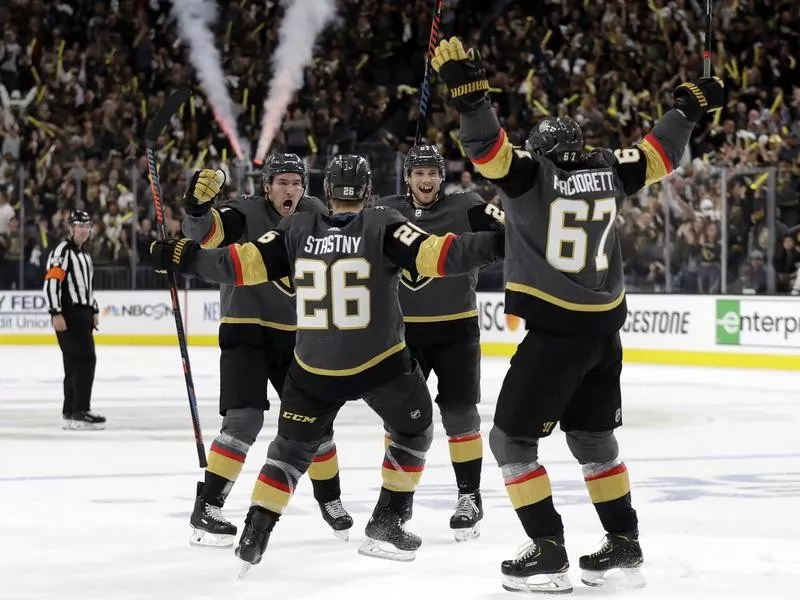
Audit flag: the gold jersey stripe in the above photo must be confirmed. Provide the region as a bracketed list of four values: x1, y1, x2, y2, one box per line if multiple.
[221, 316, 297, 331]
[506, 282, 625, 312]
[639, 135, 672, 185]
[403, 309, 478, 323]
[200, 208, 226, 249]
[472, 129, 514, 179]
[415, 234, 453, 277]
[231, 242, 269, 286]
[294, 341, 406, 376]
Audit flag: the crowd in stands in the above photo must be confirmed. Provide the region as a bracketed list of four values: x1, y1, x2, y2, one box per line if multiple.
[0, 0, 798, 294]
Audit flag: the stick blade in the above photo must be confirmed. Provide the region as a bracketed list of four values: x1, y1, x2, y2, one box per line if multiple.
[145, 88, 191, 143]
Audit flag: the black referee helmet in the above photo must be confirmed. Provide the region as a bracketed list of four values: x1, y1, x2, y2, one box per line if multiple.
[67, 210, 92, 225]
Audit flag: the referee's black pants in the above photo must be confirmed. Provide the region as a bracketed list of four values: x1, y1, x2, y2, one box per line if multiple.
[56, 307, 97, 416]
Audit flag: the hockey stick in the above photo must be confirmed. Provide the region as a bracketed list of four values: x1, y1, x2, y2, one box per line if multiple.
[703, 0, 713, 77]
[413, 0, 444, 146]
[144, 88, 207, 469]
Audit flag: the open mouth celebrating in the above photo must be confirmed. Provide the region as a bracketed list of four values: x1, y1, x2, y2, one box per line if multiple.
[282, 199, 294, 210]
[418, 185, 434, 194]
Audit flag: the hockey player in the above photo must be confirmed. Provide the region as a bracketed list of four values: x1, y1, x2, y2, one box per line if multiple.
[180, 153, 353, 547]
[150, 154, 504, 569]
[375, 144, 504, 541]
[432, 37, 723, 592]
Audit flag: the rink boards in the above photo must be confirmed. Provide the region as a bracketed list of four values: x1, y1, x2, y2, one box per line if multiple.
[1, 290, 799, 370]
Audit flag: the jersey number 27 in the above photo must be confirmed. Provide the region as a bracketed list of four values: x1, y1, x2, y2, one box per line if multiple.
[546, 197, 617, 273]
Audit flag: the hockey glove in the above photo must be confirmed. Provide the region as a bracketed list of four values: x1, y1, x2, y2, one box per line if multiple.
[184, 169, 226, 216]
[467, 202, 505, 232]
[431, 37, 490, 113]
[150, 238, 199, 274]
[673, 77, 724, 122]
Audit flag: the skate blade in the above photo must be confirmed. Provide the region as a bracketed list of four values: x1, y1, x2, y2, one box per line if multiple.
[502, 572, 573, 594]
[190, 528, 235, 548]
[358, 538, 416, 562]
[237, 561, 253, 579]
[581, 566, 645, 589]
[333, 528, 351, 542]
[63, 421, 106, 431]
[453, 522, 480, 543]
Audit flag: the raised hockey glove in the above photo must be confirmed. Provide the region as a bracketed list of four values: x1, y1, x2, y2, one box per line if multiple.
[183, 169, 226, 216]
[673, 76, 724, 122]
[431, 37, 490, 113]
[150, 238, 199, 274]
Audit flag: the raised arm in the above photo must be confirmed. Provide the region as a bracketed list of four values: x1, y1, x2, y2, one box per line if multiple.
[431, 37, 540, 199]
[180, 169, 246, 248]
[611, 77, 724, 196]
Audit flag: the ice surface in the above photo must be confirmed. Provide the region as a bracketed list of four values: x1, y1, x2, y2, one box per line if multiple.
[1, 345, 798, 599]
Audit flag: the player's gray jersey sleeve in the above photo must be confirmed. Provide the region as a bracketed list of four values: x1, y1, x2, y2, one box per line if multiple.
[379, 207, 503, 278]
[607, 108, 693, 196]
[188, 227, 292, 286]
[182, 196, 247, 249]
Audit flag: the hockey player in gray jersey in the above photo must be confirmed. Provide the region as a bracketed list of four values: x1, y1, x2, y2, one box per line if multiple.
[180, 153, 353, 547]
[433, 37, 723, 592]
[376, 144, 504, 541]
[151, 154, 503, 569]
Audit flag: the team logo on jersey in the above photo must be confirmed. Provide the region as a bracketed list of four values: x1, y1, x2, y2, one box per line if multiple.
[273, 276, 295, 296]
[415, 208, 422, 218]
[401, 269, 433, 291]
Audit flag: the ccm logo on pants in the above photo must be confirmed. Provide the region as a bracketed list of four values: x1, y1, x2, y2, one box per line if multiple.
[282, 411, 317, 423]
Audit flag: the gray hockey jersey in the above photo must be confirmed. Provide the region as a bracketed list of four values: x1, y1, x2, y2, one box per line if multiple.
[182, 195, 327, 330]
[458, 101, 693, 336]
[376, 192, 503, 342]
[187, 207, 503, 397]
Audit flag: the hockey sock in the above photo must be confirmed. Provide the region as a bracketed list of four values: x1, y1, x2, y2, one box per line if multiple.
[204, 433, 250, 505]
[307, 439, 342, 503]
[583, 461, 638, 534]
[448, 431, 482, 493]
[381, 438, 425, 494]
[252, 458, 300, 515]
[502, 462, 564, 538]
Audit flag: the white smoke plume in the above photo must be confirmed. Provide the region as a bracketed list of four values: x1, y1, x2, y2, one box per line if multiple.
[255, 0, 336, 163]
[170, 0, 246, 159]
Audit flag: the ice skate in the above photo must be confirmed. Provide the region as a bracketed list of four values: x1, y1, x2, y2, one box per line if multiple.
[63, 411, 106, 430]
[358, 504, 421, 562]
[579, 532, 645, 590]
[318, 499, 353, 541]
[235, 505, 279, 575]
[501, 536, 573, 594]
[450, 491, 483, 542]
[189, 491, 237, 548]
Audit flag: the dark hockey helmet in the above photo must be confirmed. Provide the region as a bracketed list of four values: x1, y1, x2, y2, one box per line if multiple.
[526, 117, 584, 164]
[67, 210, 92, 225]
[403, 144, 446, 182]
[324, 154, 372, 203]
[261, 152, 307, 188]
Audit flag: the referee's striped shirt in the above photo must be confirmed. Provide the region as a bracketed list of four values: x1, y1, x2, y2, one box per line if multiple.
[43, 239, 99, 315]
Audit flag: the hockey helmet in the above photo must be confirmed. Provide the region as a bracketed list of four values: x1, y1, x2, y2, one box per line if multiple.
[261, 152, 307, 188]
[67, 210, 92, 226]
[324, 154, 372, 203]
[526, 117, 584, 164]
[403, 144, 446, 182]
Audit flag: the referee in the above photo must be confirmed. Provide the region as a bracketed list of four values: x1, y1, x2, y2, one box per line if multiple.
[43, 210, 106, 430]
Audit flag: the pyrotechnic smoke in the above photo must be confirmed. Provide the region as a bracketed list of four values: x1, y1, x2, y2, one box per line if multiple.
[170, 0, 246, 159]
[255, 0, 336, 163]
